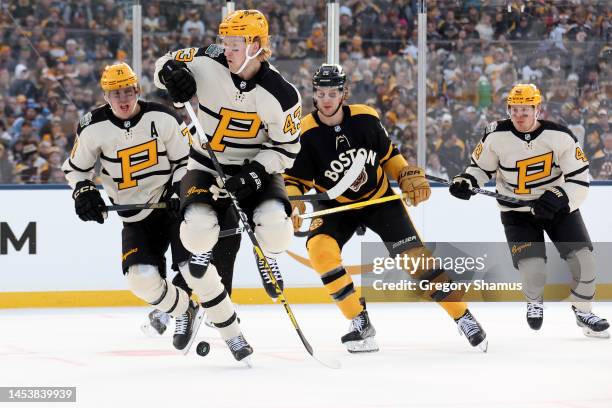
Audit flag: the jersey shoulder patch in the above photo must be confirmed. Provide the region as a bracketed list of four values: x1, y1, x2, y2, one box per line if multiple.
[257, 63, 300, 111]
[349, 104, 379, 119]
[300, 113, 319, 135]
[482, 119, 512, 142]
[77, 105, 108, 135]
[197, 44, 228, 67]
[485, 121, 498, 134]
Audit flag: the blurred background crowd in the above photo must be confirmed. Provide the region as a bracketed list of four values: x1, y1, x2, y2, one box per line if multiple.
[0, 0, 610, 184]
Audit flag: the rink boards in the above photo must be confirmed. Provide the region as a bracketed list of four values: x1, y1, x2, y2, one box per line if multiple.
[1, 184, 611, 307]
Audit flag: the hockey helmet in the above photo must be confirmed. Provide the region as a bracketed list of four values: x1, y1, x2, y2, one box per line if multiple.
[100, 62, 138, 92]
[313, 64, 347, 90]
[218, 10, 269, 52]
[507, 83, 542, 106]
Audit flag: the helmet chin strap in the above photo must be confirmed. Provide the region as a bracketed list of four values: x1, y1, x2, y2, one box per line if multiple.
[232, 44, 263, 75]
[316, 100, 343, 118]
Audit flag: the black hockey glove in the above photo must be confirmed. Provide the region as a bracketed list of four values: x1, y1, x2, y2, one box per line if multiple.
[449, 173, 478, 200]
[166, 181, 182, 220]
[158, 60, 196, 103]
[531, 186, 570, 220]
[72, 180, 106, 224]
[224, 160, 270, 200]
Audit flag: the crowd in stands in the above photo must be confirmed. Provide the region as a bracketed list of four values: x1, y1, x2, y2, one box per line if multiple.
[1, 0, 610, 184]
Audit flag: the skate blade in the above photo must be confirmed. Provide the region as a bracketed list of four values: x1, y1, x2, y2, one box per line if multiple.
[477, 339, 489, 353]
[345, 337, 379, 353]
[140, 323, 163, 338]
[181, 307, 206, 355]
[240, 356, 253, 368]
[582, 327, 610, 339]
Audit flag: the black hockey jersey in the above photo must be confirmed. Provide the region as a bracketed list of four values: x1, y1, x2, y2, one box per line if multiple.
[284, 104, 401, 204]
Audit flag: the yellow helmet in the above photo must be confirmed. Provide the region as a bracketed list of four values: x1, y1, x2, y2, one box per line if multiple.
[219, 10, 269, 51]
[100, 62, 138, 91]
[507, 83, 542, 106]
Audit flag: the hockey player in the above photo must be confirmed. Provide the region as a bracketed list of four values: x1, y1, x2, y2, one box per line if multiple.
[62, 62, 209, 352]
[284, 64, 487, 353]
[449, 83, 609, 338]
[153, 10, 301, 360]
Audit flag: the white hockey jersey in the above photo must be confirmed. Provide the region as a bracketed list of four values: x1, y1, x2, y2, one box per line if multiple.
[62, 101, 190, 222]
[153, 45, 301, 177]
[465, 119, 590, 212]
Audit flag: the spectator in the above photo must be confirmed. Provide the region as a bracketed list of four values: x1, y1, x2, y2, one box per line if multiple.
[585, 108, 611, 156]
[182, 9, 205, 41]
[590, 132, 612, 179]
[14, 143, 48, 184]
[0, 0, 610, 183]
[0, 142, 14, 183]
[426, 153, 449, 180]
[9, 65, 38, 99]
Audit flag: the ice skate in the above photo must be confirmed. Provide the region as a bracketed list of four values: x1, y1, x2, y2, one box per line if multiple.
[254, 248, 284, 299]
[225, 334, 253, 366]
[526, 301, 544, 331]
[572, 306, 610, 338]
[456, 309, 488, 352]
[341, 298, 378, 353]
[173, 300, 205, 353]
[141, 309, 170, 337]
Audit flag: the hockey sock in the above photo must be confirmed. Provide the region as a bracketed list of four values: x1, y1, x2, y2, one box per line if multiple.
[518, 257, 546, 302]
[566, 248, 595, 313]
[320, 267, 363, 319]
[127, 264, 190, 318]
[438, 301, 468, 320]
[180, 254, 241, 340]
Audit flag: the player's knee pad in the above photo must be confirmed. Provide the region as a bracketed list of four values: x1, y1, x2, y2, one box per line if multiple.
[126, 264, 189, 316]
[179, 203, 219, 254]
[253, 199, 293, 254]
[517, 257, 547, 301]
[566, 247, 596, 301]
[307, 234, 342, 273]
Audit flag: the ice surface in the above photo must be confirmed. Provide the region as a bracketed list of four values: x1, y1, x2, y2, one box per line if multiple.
[1, 302, 611, 408]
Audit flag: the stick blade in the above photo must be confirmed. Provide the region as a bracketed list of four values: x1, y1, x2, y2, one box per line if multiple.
[325, 149, 368, 200]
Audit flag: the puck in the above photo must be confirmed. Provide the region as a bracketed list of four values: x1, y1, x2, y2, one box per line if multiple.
[196, 341, 210, 356]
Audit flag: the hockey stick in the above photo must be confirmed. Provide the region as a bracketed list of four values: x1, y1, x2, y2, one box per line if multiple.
[289, 150, 367, 202]
[424, 174, 532, 207]
[185, 103, 340, 369]
[299, 193, 408, 219]
[106, 157, 366, 213]
[106, 202, 168, 211]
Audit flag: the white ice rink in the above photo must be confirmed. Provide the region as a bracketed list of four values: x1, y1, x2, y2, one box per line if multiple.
[1, 302, 611, 408]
